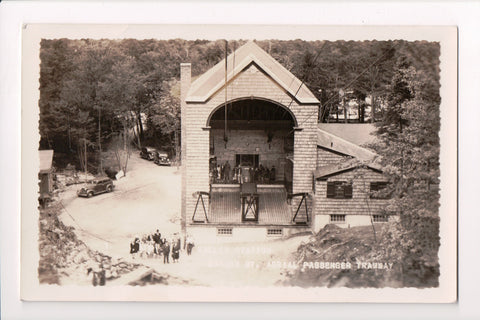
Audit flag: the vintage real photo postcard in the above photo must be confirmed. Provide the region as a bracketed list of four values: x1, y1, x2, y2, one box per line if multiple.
[20, 24, 457, 302]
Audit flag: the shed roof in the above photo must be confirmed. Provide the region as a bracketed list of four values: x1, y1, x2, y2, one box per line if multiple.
[317, 127, 377, 161]
[186, 41, 320, 104]
[314, 158, 383, 180]
[318, 123, 376, 146]
[39, 150, 54, 173]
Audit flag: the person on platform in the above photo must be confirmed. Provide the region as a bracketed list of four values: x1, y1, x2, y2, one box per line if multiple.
[254, 166, 259, 183]
[218, 164, 223, 181]
[258, 164, 265, 183]
[224, 161, 231, 183]
[270, 165, 276, 182]
[212, 166, 218, 183]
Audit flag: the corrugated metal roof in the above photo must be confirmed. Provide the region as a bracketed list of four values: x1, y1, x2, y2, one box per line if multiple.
[208, 185, 293, 225]
[39, 150, 54, 173]
[209, 188, 242, 223]
[257, 187, 292, 225]
[186, 41, 320, 104]
[317, 127, 376, 161]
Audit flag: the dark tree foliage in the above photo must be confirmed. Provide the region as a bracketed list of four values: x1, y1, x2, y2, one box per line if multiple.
[39, 39, 439, 174]
[371, 46, 441, 287]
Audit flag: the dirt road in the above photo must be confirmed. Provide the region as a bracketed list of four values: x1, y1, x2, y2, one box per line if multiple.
[59, 153, 309, 287]
[60, 154, 181, 255]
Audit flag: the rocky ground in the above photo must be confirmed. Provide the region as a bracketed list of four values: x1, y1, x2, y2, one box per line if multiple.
[284, 223, 404, 288]
[38, 202, 142, 286]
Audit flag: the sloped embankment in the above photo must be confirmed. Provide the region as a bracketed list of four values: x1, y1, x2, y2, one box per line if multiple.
[285, 224, 403, 288]
[38, 202, 141, 285]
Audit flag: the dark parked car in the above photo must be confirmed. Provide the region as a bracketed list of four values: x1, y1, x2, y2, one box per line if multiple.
[154, 152, 171, 166]
[77, 177, 114, 198]
[140, 147, 158, 161]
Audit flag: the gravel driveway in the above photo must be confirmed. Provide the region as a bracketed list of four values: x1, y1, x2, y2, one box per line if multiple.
[59, 153, 309, 287]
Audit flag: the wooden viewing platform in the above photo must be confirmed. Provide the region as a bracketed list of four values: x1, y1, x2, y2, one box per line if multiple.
[206, 184, 301, 225]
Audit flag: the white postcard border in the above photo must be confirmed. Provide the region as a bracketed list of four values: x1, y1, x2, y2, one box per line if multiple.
[19, 23, 457, 303]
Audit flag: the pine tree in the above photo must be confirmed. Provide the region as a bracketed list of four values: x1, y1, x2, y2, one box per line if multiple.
[372, 55, 441, 287]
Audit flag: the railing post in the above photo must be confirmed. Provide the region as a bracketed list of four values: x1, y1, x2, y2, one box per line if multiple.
[290, 192, 309, 224]
[192, 191, 209, 223]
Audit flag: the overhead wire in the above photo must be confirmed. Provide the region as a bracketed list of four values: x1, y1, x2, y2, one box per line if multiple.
[58, 199, 113, 244]
[286, 41, 328, 111]
[318, 43, 398, 123]
[290, 42, 399, 134]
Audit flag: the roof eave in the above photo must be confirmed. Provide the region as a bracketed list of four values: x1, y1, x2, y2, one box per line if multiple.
[186, 52, 320, 105]
[315, 164, 384, 180]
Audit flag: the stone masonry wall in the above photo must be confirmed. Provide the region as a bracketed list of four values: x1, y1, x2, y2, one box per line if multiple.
[314, 167, 389, 217]
[185, 63, 318, 224]
[211, 128, 287, 181]
[316, 147, 348, 167]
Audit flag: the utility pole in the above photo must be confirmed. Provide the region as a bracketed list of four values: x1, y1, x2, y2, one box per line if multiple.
[84, 135, 87, 182]
[123, 120, 127, 173]
[98, 106, 103, 174]
[371, 94, 376, 123]
[339, 89, 347, 124]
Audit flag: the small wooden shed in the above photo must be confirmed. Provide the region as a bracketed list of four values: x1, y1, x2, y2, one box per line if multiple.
[38, 150, 54, 206]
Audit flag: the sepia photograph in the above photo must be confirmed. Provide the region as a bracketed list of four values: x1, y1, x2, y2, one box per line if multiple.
[18, 24, 457, 303]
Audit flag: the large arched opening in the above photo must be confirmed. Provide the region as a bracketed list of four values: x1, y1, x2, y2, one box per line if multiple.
[207, 97, 296, 192]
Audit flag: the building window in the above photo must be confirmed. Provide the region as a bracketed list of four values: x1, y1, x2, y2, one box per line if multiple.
[373, 215, 389, 222]
[327, 181, 353, 199]
[267, 228, 283, 236]
[330, 214, 346, 223]
[217, 228, 233, 235]
[370, 182, 390, 199]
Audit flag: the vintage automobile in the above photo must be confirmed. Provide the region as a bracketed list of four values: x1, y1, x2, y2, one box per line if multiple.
[154, 152, 171, 166]
[140, 147, 158, 161]
[77, 177, 114, 198]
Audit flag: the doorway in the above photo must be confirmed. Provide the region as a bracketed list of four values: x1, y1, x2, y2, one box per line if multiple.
[235, 154, 259, 167]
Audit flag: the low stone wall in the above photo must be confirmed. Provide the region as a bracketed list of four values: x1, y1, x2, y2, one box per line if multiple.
[188, 224, 312, 245]
[313, 214, 396, 232]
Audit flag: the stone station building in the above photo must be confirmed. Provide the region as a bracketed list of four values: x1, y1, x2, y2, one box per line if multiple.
[180, 41, 391, 243]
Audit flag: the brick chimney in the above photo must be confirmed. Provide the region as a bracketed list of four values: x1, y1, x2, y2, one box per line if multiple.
[180, 63, 191, 235]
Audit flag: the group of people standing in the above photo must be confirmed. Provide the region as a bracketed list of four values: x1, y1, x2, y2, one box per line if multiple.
[210, 161, 276, 184]
[211, 160, 233, 183]
[130, 230, 194, 264]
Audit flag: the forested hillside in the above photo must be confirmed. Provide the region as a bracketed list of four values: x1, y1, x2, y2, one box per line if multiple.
[39, 38, 439, 174]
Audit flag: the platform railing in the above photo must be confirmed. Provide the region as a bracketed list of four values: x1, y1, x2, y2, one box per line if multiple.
[192, 191, 210, 223]
[288, 192, 310, 224]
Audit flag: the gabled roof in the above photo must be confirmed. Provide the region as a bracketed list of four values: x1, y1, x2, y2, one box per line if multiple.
[186, 41, 320, 104]
[39, 150, 54, 173]
[318, 123, 376, 146]
[314, 158, 383, 180]
[317, 127, 377, 161]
